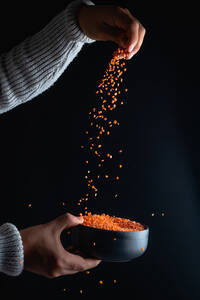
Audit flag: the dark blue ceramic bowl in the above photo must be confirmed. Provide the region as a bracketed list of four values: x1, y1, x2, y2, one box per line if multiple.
[71, 223, 149, 262]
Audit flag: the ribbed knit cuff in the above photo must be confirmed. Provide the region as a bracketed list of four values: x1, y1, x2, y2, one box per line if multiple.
[0, 223, 24, 276]
[64, 0, 95, 43]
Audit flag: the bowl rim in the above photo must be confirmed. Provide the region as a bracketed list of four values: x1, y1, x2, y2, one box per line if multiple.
[77, 223, 149, 234]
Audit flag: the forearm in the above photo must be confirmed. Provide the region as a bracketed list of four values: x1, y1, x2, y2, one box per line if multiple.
[0, 0, 95, 114]
[0, 223, 23, 276]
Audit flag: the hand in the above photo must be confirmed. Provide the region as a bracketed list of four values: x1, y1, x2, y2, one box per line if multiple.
[20, 213, 101, 278]
[78, 4, 146, 59]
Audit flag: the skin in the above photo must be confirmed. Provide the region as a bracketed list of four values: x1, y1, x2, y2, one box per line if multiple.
[20, 4, 146, 279]
[20, 213, 101, 278]
[78, 4, 146, 59]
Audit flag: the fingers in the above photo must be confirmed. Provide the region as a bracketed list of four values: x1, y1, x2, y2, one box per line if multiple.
[66, 246, 93, 259]
[104, 6, 146, 58]
[78, 4, 146, 58]
[105, 7, 138, 48]
[39, 213, 101, 279]
[54, 250, 101, 277]
[46, 244, 101, 278]
[126, 23, 146, 60]
[119, 9, 146, 57]
[120, 12, 140, 51]
[50, 212, 83, 234]
[65, 251, 101, 274]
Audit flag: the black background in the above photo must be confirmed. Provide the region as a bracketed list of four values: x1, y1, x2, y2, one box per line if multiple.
[0, 0, 200, 299]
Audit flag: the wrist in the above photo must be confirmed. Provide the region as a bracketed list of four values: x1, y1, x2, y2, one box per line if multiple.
[77, 4, 89, 35]
[64, 0, 95, 43]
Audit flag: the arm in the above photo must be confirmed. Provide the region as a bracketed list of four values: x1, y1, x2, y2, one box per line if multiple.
[0, 0, 95, 115]
[0, 214, 100, 277]
[0, 0, 95, 276]
[0, 2, 146, 277]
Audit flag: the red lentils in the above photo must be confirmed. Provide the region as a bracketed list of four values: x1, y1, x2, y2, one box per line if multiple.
[78, 48, 129, 211]
[83, 213, 145, 232]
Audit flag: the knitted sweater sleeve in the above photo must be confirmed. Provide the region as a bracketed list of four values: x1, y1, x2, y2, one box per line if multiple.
[0, 224, 24, 276]
[0, 0, 95, 114]
[0, 0, 95, 276]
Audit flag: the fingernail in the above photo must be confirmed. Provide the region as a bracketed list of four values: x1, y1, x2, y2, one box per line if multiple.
[126, 51, 136, 60]
[78, 216, 84, 223]
[128, 42, 136, 53]
[128, 45, 134, 52]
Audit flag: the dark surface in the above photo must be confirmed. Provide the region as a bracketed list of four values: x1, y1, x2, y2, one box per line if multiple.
[0, 0, 200, 299]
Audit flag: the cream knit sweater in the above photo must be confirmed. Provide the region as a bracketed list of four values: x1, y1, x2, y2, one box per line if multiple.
[0, 0, 95, 276]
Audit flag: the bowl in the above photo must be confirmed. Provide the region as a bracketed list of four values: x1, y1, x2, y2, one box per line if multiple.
[71, 223, 149, 262]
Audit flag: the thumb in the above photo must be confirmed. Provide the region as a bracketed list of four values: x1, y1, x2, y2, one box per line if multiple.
[54, 213, 83, 233]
